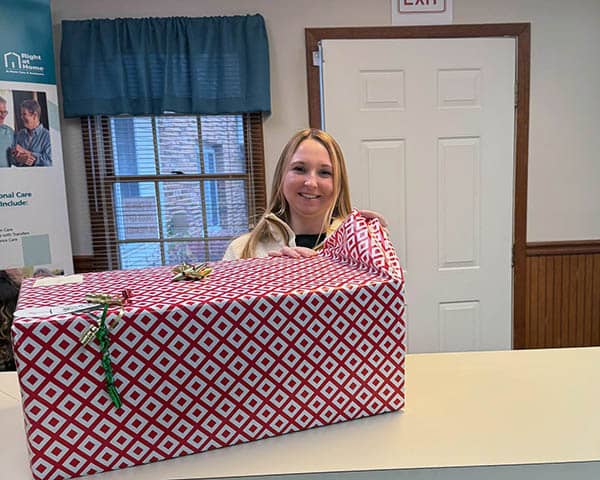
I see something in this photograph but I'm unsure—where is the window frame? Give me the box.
[81,113,266,271]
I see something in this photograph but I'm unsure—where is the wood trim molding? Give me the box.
[512,24,531,350]
[527,240,600,256]
[305,23,531,349]
[73,255,97,273]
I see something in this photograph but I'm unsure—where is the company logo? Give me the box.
[3,51,45,77]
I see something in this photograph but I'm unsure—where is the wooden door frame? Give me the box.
[305,23,530,349]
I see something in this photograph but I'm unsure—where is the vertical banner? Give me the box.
[0,0,73,276]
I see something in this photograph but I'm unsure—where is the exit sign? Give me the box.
[399,0,447,13]
[392,0,453,25]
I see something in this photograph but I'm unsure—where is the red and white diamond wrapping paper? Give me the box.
[322,210,404,282]
[12,213,406,480]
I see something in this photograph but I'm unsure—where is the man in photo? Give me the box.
[10,99,51,167]
[0,96,13,168]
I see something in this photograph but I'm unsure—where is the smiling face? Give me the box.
[20,107,40,131]
[282,138,335,234]
[0,102,7,125]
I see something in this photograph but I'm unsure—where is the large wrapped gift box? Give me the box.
[12,212,406,480]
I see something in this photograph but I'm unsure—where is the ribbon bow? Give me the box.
[79,289,131,409]
[84,292,129,307]
[171,262,212,282]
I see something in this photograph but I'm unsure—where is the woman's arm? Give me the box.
[357,209,388,227]
[268,246,317,258]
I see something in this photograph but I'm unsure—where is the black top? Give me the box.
[295,233,326,249]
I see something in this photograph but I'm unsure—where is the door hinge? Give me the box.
[512,244,515,268]
[514,83,518,107]
[312,49,321,67]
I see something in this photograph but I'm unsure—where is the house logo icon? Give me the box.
[4,52,21,70]
[3,51,44,77]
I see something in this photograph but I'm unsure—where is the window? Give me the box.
[82,113,266,271]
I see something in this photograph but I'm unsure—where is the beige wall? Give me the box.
[51,0,600,254]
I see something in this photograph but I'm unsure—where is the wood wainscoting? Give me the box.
[75,239,600,350]
[524,240,600,349]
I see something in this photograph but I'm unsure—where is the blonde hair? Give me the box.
[241,128,352,258]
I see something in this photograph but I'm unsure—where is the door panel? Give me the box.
[321,38,515,353]
[438,137,480,268]
[361,139,407,265]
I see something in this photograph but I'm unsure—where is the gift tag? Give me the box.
[33,274,84,287]
[14,303,101,318]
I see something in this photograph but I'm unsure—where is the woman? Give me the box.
[223,128,383,260]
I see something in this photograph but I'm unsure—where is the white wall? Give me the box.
[454,0,600,242]
[50,0,600,254]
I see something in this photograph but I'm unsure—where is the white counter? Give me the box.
[2,347,599,480]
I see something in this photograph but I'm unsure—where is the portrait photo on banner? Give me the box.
[0,88,52,169]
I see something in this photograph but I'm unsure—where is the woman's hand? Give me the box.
[358,209,388,227]
[268,246,317,258]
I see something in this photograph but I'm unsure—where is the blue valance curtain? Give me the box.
[60,14,270,117]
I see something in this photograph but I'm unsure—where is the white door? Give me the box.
[321,38,515,353]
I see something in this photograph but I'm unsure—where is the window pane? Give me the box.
[164,240,234,264]
[200,115,246,173]
[159,181,204,239]
[208,240,232,261]
[206,179,249,237]
[164,241,207,265]
[111,117,157,176]
[156,117,201,174]
[114,182,159,240]
[119,243,162,269]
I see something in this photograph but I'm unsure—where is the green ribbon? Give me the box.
[79,291,129,410]
[96,304,122,409]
